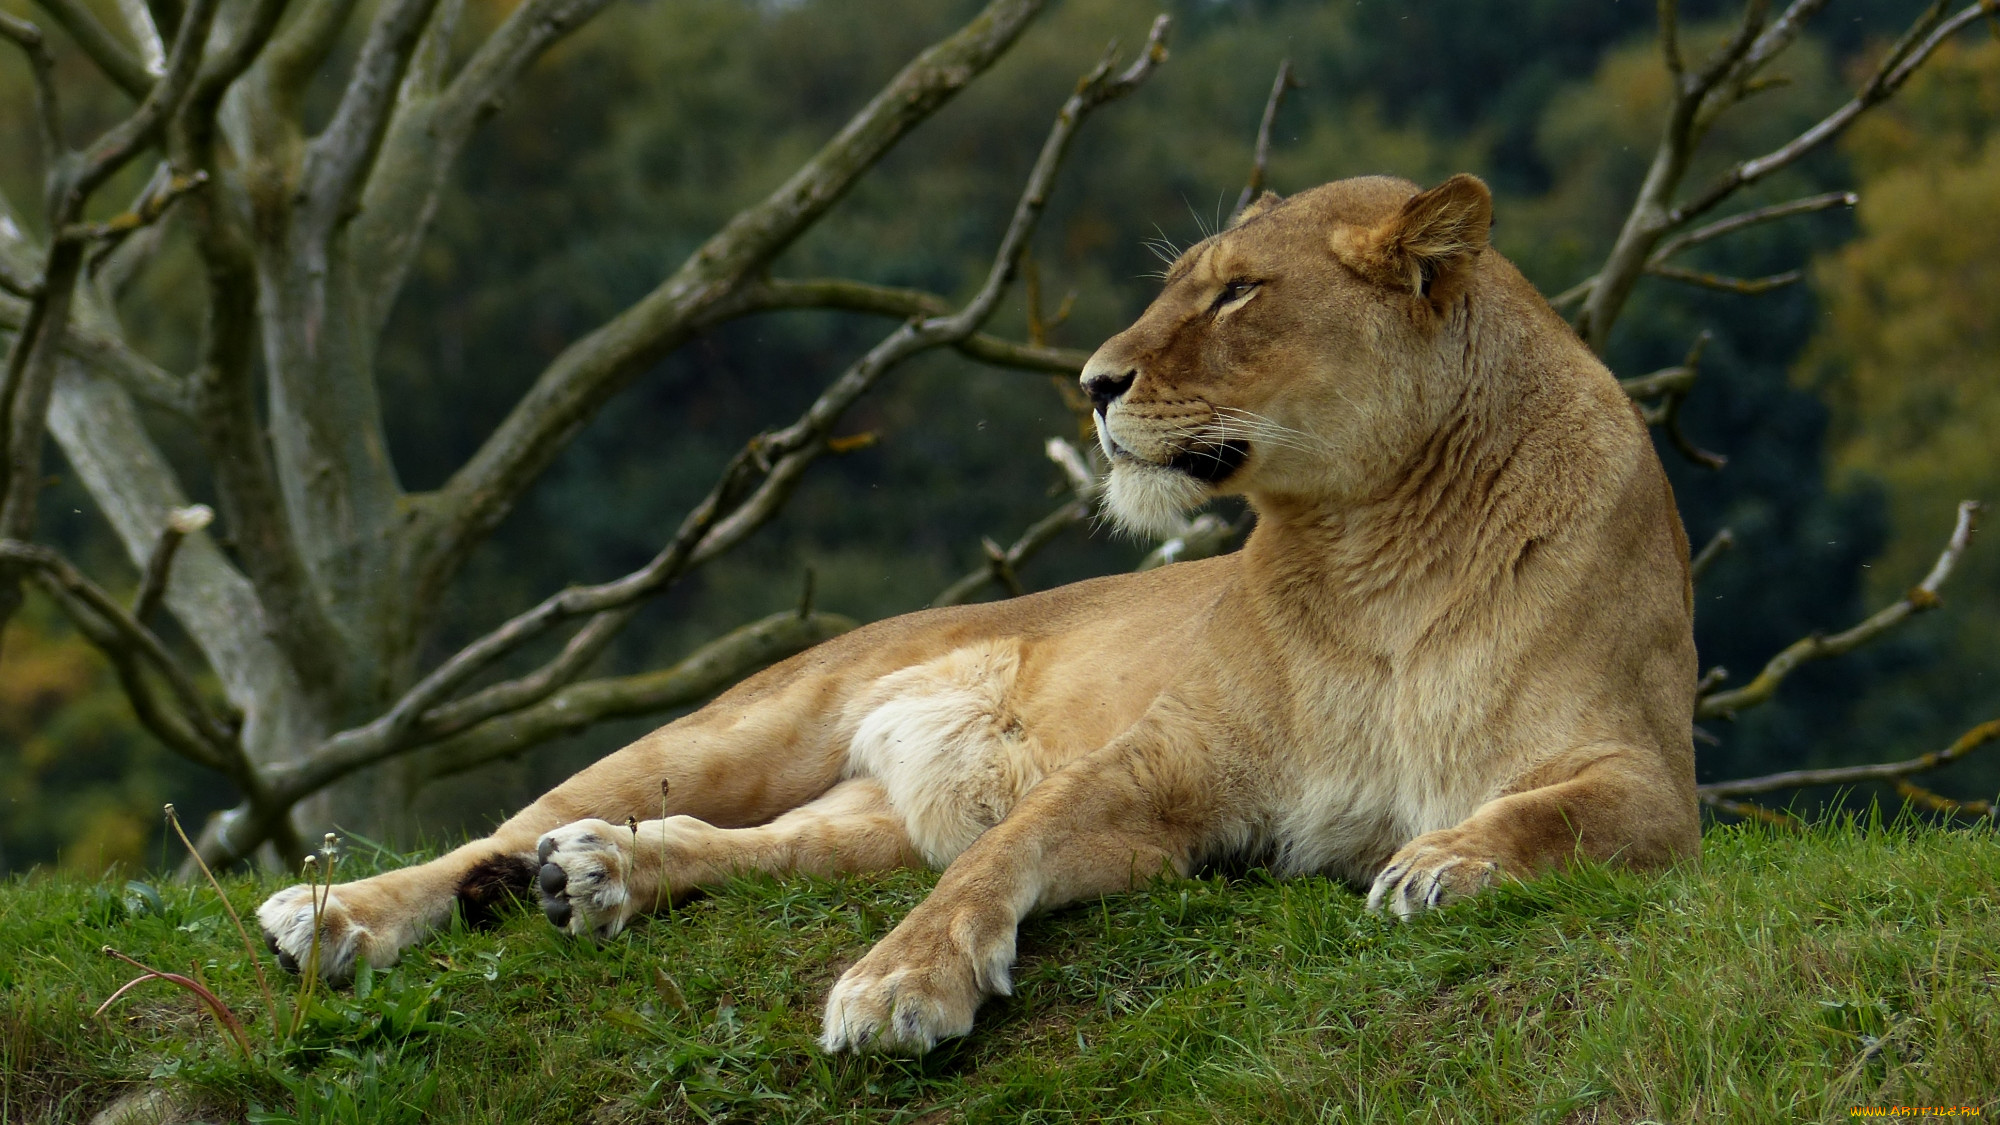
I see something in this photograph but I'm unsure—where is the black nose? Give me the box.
[1083,370,1136,413]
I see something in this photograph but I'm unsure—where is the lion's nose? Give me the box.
[1082,369,1136,414]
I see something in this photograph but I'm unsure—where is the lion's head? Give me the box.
[1082,174,1501,536]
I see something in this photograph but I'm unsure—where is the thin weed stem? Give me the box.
[164,803,279,1038]
[656,779,671,916]
[293,850,327,1037]
[97,946,254,1060]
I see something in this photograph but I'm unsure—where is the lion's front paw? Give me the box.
[535,820,636,939]
[256,884,372,983]
[1366,837,1502,918]
[820,906,1015,1054]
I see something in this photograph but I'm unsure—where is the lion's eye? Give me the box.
[1210,280,1259,314]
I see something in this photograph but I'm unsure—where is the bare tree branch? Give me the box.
[1618,363,1697,401]
[132,503,212,624]
[1658,0,1685,81]
[296,0,442,240]
[1555,187,1849,311]
[0,13,63,163]
[1648,190,1856,263]
[1892,777,1992,818]
[1575,0,1770,350]
[1574,0,1990,351]
[181,0,289,126]
[261,0,362,114]
[1698,501,1981,720]
[123,0,169,73]
[1647,263,1802,295]
[1136,512,1245,572]
[348,0,616,332]
[1699,717,2000,798]
[0,538,241,760]
[66,0,220,203]
[1230,58,1296,222]
[60,168,206,242]
[137,0,350,698]
[725,278,1093,373]
[259,13,1173,817]
[1669,1,1990,228]
[683,19,1170,573]
[410,610,857,786]
[412,0,1056,595]
[1690,527,1735,582]
[0,292,189,413]
[0,257,37,301]
[1704,794,1801,826]
[933,438,1098,607]
[39,570,231,775]
[1692,0,1832,134]
[1629,332,1727,469]
[45,360,329,796]
[27,0,153,98]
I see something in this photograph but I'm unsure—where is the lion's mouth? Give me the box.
[1098,415,1250,484]
[1166,439,1249,483]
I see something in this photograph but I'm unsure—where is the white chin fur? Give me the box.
[1104,462,1208,538]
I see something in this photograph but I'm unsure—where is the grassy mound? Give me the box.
[2,819,1995,1123]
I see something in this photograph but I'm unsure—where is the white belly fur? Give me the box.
[843,640,1048,867]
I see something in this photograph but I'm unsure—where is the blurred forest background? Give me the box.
[1,0,1994,875]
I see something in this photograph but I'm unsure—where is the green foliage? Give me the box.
[3,821,1996,1121]
[1800,37,2000,796]
[0,594,224,877]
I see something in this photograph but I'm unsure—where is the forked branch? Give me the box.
[1626,332,1726,469]
[1573,0,1989,350]
[420,0,1056,583]
[0,538,242,772]
[1670,1,1994,228]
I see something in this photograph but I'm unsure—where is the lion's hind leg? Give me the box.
[534,778,921,938]
[256,844,522,983]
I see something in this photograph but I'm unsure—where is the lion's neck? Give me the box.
[1237,366,1598,643]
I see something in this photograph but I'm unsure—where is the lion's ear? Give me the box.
[1231,190,1282,228]
[1360,174,1492,300]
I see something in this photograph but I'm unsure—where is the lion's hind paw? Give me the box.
[535,820,635,939]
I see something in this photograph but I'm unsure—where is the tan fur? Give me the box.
[258,174,1698,1054]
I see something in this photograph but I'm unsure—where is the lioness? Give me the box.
[260,173,1698,1053]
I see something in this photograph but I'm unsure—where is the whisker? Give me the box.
[1183,197,1212,241]
[1161,418,1314,457]
[1215,407,1322,452]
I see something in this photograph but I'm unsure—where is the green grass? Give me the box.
[2,819,1996,1124]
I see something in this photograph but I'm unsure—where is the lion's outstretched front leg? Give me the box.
[821,741,1214,1054]
[257,839,541,982]
[533,779,920,938]
[1366,745,1698,917]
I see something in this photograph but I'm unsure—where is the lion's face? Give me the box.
[1082,175,1495,535]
